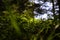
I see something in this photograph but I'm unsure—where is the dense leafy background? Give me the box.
[0,0,60,40]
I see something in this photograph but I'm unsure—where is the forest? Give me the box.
[0,0,60,40]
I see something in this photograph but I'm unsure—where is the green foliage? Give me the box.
[0,0,60,40]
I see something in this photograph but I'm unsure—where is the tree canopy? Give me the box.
[0,0,60,40]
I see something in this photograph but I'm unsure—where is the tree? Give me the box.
[0,0,60,40]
